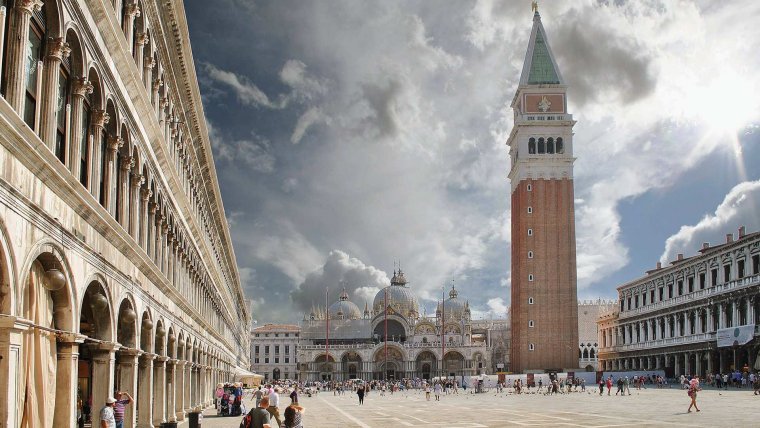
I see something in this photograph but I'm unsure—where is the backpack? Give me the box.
[239,412,252,428]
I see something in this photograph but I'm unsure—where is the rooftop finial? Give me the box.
[532,1,538,13]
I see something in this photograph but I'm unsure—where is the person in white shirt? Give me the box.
[267,387,282,428]
[99,397,117,428]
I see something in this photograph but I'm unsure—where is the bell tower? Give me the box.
[508,5,579,373]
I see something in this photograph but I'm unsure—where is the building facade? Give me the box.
[508,7,579,372]
[578,300,616,371]
[297,270,502,382]
[598,227,760,378]
[251,324,300,382]
[0,1,250,427]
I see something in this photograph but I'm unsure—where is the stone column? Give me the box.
[91,344,118,428]
[175,361,186,421]
[134,32,148,72]
[142,55,155,90]
[674,354,681,376]
[39,37,71,149]
[166,359,177,422]
[152,356,168,426]
[129,172,143,239]
[122,2,140,55]
[118,155,134,227]
[118,350,140,428]
[151,78,162,112]
[4,0,42,112]
[166,234,175,285]
[184,363,192,413]
[154,214,163,266]
[706,351,713,375]
[161,222,169,275]
[199,364,207,406]
[147,203,157,259]
[51,333,83,428]
[733,300,740,327]
[0,317,27,428]
[695,351,702,378]
[137,353,154,428]
[68,78,93,179]
[89,110,110,198]
[717,302,724,329]
[139,187,151,249]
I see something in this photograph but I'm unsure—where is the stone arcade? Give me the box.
[0,1,249,427]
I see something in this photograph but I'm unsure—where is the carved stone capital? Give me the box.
[46,37,71,61]
[152,79,163,91]
[130,172,144,187]
[140,187,153,201]
[124,3,140,18]
[91,110,110,128]
[120,156,135,172]
[135,32,149,46]
[18,0,43,14]
[144,56,156,70]
[72,77,94,98]
[107,135,123,152]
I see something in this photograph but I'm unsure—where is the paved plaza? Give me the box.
[191,386,755,427]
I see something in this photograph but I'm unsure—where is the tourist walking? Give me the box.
[598,378,604,396]
[434,382,442,401]
[606,376,613,395]
[687,378,701,413]
[267,387,283,428]
[357,384,365,405]
[255,386,264,408]
[425,383,431,401]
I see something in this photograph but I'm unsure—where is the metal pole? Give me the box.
[442,285,445,380]
[384,286,388,381]
[326,287,329,380]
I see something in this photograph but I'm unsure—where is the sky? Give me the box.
[184,0,760,324]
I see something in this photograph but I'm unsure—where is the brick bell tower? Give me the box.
[508,4,579,373]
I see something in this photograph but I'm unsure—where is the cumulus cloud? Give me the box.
[290,250,389,314]
[188,0,760,321]
[661,180,760,262]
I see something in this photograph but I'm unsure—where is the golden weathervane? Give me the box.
[532,1,539,13]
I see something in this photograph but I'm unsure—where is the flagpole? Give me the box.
[384,286,388,381]
[326,286,329,380]
[441,283,445,380]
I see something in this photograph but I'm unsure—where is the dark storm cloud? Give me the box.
[552,8,657,106]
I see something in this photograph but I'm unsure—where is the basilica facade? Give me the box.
[297,270,509,382]
[0,1,249,427]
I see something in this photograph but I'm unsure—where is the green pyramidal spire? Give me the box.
[519,11,564,86]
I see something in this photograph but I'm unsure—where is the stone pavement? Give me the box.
[179,386,758,427]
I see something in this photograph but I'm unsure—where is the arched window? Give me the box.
[537,137,545,154]
[24,4,46,128]
[528,297,534,304]
[55,51,71,164]
[547,137,554,154]
[528,320,534,328]
[590,348,595,359]
[556,137,564,154]
[528,137,536,154]
[528,343,534,351]
[582,348,589,359]
[79,92,91,187]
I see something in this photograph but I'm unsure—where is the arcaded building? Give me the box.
[0,1,250,427]
[598,227,760,378]
[297,270,502,382]
[507,7,579,372]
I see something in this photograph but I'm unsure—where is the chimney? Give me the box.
[702,242,710,250]
[739,226,746,238]
[656,262,662,269]
[726,233,734,244]
[677,253,683,261]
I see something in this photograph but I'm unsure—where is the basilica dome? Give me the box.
[373,270,420,318]
[437,285,469,320]
[328,289,362,320]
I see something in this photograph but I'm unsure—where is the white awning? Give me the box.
[233,366,263,380]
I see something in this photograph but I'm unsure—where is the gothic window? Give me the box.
[528,343,534,351]
[528,251,533,259]
[80,95,91,187]
[528,137,536,154]
[590,348,595,359]
[55,57,71,165]
[547,137,554,154]
[24,6,46,129]
[528,320,534,327]
[582,348,588,359]
[537,137,545,154]
[556,137,564,154]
